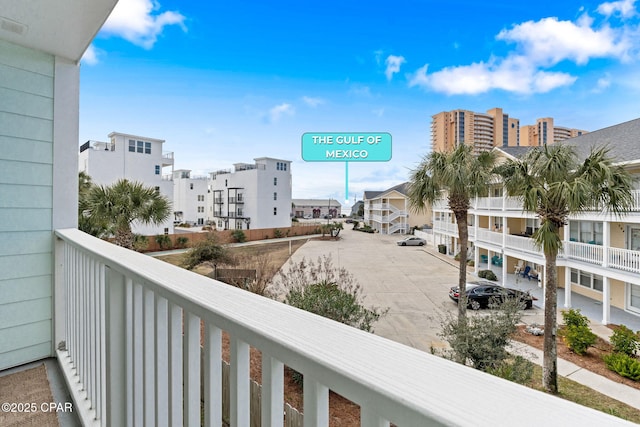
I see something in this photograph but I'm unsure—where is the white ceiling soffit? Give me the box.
[0,0,119,62]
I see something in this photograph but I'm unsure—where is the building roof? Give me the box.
[363,182,409,200]
[292,199,342,208]
[2,0,118,62]
[496,117,640,164]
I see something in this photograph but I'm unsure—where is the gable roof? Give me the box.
[363,182,410,200]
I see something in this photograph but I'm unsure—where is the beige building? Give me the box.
[520,117,588,146]
[431,117,640,323]
[432,108,587,152]
[363,183,432,234]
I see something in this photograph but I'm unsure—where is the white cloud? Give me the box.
[348,84,372,97]
[268,103,295,122]
[302,96,325,107]
[385,55,406,81]
[81,45,99,65]
[408,57,577,95]
[101,0,186,49]
[497,16,630,66]
[597,0,637,18]
[408,8,635,96]
[594,74,612,92]
[372,108,384,117]
[374,50,384,65]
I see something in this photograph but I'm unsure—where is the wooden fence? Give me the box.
[209,359,304,426]
[143,224,320,252]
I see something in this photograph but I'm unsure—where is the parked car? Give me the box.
[303,215,312,219]
[448,281,535,310]
[396,236,426,246]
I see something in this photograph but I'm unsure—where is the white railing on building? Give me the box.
[609,247,640,274]
[565,241,604,265]
[475,228,503,246]
[52,228,620,427]
[505,234,539,255]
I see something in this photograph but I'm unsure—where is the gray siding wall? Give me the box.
[0,40,55,369]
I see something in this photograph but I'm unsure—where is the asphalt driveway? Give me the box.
[280,227,470,352]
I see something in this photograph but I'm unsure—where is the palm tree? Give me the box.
[85,179,172,249]
[78,172,109,237]
[495,144,633,394]
[408,144,497,323]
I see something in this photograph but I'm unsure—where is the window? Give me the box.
[190,183,194,190]
[154,186,160,194]
[225,179,228,187]
[129,139,135,152]
[569,221,603,244]
[145,142,151,154]
[217,220,223,228]
[236,221,243,230]
[274,177,277,186]
[164,228,169,235]
[137,140,144,153]
[571,268,604,291]
[155,165,160,175]
[197,206,204,213]
[197,195,204,202]
[273,192,277,201]
[274,207,277,215]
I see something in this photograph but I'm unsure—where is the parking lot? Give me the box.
[282,227,474,351]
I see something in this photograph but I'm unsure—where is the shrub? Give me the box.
[467,260,475,267]
[274,255,388,333]
[291,217,299,222]
[182,234,234,270]
[562,308,590,328]
[273,228,283,238]
[560,309,596,355]
[561,325,597,355]
[478,269,497,281]
[603,352,640,381]
[176,236,189,248]
[132,234,148,252]
[486,355,534,385]
[610,325,640,356]
[155,234,171,249]
[439,298,523,370]
[231,229,246,243]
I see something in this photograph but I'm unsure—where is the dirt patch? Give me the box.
[512,325,640,390]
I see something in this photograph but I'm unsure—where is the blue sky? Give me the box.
[80,0,640,204]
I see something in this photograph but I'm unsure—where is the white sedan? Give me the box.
[396,236,426,246]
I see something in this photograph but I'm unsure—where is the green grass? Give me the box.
[526,365,640,423]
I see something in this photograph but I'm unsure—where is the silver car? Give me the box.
[396,236,426,246]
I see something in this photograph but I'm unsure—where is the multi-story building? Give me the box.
[431,107,519,153]
[432,118,640,323]
[79,132,175,235]
[291,199,342,219]
[172,169,209,225]
[520,117,588,146]
[363,183,432,234]
[432,108,587,152]
[209,157,292,230]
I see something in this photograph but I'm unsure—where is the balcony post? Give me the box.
[105,267,126,427]
[603,221,610,268]
[303,376,329,427]
[261,353,284,427]
[53,236,67,355]
[602,277,611,325]
[564,268,572,308]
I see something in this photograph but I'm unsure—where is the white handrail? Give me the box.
[54,228,628,427]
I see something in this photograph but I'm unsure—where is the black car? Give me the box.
[448,281,535,310]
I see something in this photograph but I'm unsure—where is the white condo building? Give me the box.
[208,157,292,230]
[79,132,175,235]
[172,169,209,225]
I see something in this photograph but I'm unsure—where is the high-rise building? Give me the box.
[431,108,587,152]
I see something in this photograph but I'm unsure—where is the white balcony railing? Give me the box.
[565,241,604,265]
[53,228,622,426]
[609,247,640,274]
